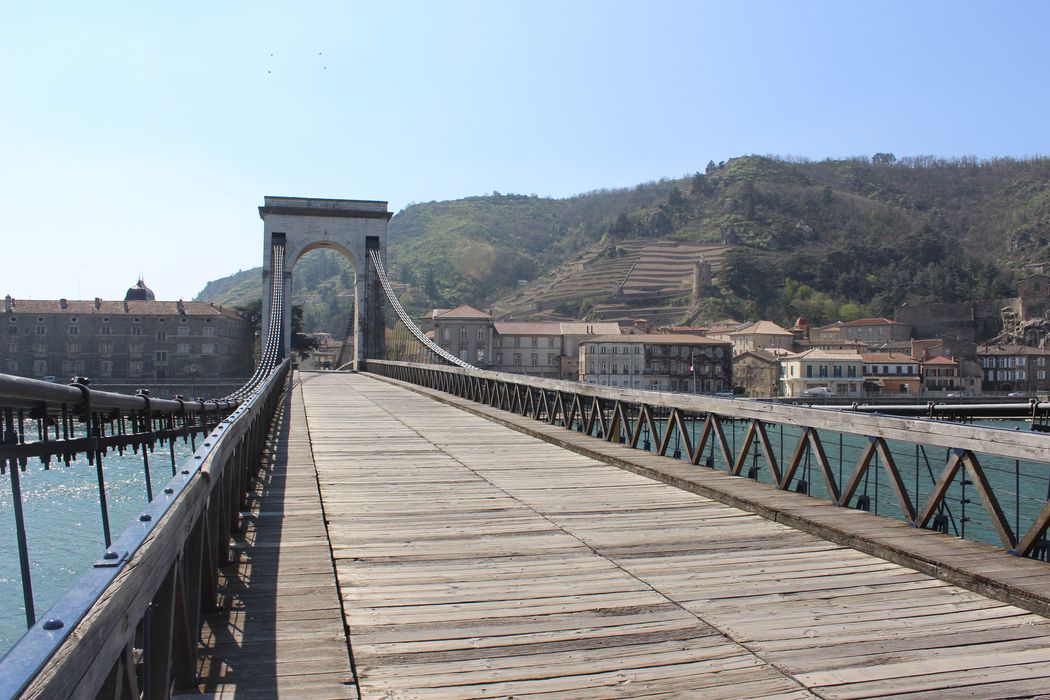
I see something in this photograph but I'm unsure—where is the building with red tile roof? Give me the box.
[860,352,921,396]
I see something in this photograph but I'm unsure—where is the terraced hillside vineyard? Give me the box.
[197,154,1049,334]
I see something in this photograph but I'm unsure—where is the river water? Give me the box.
[0,437,195,656]
[626,416,1050,548]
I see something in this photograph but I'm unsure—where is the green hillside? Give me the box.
[196,154,1050,333]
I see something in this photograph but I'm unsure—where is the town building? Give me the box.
[911,338,978,362]
[1016,274,1050,321]
[921,356,961,394]
[870,340,914,354]
[779,349,863,398]
[977,344,1050,394]
[579,335,732,393]
[726,320,794,356]
[790,317,809,344]
[418,308,450,334]
[492,322,562,377]
[656,325,710,336]
[556,322,623,379]
[860,352,921,396]
[429,306,620,379]
[733,349,785,397]
[702,319,746,342]
[431,305,493,365]
[2,283,253,389]
[795,338,869,354]
[300,332,343,370]
[814,318,911,347]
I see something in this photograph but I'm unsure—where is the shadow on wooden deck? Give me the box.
[186,380,357,699]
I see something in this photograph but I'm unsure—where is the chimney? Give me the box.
[60,298,68,309]
[4,295,12,313]
[177,299,186,315]
[94,297,102,310]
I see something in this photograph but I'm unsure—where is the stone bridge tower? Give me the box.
[259,197,389,369]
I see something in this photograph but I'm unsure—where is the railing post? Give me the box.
[144,559,178,699]
[4,406,36,629]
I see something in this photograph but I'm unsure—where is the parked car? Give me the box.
[802,387,831,396]
[39,375,57,383]
[1007,391,1028,398]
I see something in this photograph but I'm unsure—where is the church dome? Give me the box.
[124,277,156,301]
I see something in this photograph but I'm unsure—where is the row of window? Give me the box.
[9,315,213,324]
[587,363,642,374]
[10,326,218,338]
[584,378,727,392]
[495,336,557,349]
[596,345,642,355]
[783,365,860,378]
[492,353,559,367]
[7,358,208,377]
[440,327,487,341]
[980,356,1048,368]
[984,370,1048,381]
[863,365,918,375]
[438,326,564,350]
[12,342,217,356]
[591,345,726,359]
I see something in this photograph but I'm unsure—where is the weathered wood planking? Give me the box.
[389,368,1050,618]
[186,377,357,699]
[304,373,809,698]
[303,372,1050,699]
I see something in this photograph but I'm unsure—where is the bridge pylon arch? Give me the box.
[259,196,389,369]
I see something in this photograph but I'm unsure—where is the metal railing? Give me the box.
[0,376,236,630]
[0,361,288,698]
[367,360,1050,561]
[0,239,291,697]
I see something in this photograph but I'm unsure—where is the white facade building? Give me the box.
[780,349,864,398]
[579,335,732,393]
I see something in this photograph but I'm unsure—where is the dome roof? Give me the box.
[124,277,156,302]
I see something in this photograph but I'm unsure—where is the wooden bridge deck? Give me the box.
[192,376,357,698]
[196,372,1050,698]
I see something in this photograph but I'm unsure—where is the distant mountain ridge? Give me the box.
[196,154,1050,333]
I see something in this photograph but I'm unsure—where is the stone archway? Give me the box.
[259,197,390,368]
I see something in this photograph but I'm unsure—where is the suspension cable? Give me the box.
[368,249,475,369]
[227,240,286,400]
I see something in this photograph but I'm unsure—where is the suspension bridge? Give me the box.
[3,197,1050,698]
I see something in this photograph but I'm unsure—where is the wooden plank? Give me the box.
[345,370,1050,698]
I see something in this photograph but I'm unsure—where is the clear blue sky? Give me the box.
[2,1,1047,301]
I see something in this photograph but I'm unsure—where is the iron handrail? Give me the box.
[0,373,235,414]
[0,359,289,698]
[366,360,1050,461]
[0,234,292,696]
